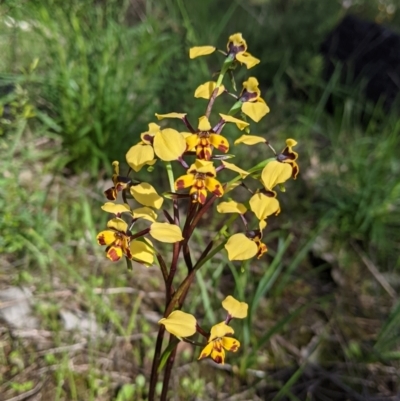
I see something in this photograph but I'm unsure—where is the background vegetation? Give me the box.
[1,0,399,399]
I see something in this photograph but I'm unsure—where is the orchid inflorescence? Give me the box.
[96,33,299,399]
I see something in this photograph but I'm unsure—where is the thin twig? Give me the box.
[351,242,396,298]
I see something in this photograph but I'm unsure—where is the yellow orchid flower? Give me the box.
[96,218,131,262]
[159,310,197,338]
[227,33,260,69]
[239,77,270,122]
[189,33,259,69]
[185,116,230,160]
[175,159,223,204]
[198,322,240,364]
[97,218,155,264]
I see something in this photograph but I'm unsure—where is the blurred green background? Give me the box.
[1,0,400,400]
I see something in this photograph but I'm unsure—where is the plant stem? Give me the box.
[160,337,178,401]
[148,324,166,401]
[205,58,232,119]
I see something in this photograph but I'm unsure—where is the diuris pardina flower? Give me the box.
[239,77,270,122]
[104,161,132,201]
[97,218,154,264]
[186,116,229,160]
[189,33,259,69]
[226,33,260,69]
[198,322,240,364]
[175,159,223,204]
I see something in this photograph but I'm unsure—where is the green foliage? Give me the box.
[3,0,182,173]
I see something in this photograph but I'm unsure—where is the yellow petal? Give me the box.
[159,310,197,337]
[286,138,297,147]
[146,122,161,133]
[242,77,261,95]
[217,201,247,214]
[222,161,249,178]
[150,222,184,243]
[107,218,128,233]
[222,295,248,319]
[261,161,292,190]
[192,159,216,175]
[241,101,270,122]
[219,113,249,131]
[175,173,195,190]
[140,122,161,144]
[101,202,131,215]
[205,177,224,197]
[234,134,267,145]
[227,33,247,51]
[198,115,212,131]
[180,131,194,139]
[155,112,187,120]
[131,206,157,222]
[106,245,123,262]
[209,134,229,153]
[225,233,258,261]
[126,143,155,172]
[153,129,186,161]
[198,341,214,360]
[249,193,280,221]
[185,134,199,151]
[221,336,240,352]
[189,46,216,59]
[130,183,164,209]
[130,239,154,265]
[209,322,234,341]
[210,343,226,364]
[194,81,225,99]
[112,160,120,175]
[97,230,116,246]
[236,52,260,69]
